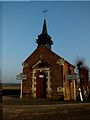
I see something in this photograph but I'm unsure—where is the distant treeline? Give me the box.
[3,89,20,96]
[2,83,20,86]
[1,83,20,96]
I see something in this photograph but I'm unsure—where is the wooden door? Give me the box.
[36,72,47,98]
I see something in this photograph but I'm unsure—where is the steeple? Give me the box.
[36,18,53,50]
[42,18,48,34]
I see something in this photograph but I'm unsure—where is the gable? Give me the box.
[23,45,74,68]
[32,60,50,69]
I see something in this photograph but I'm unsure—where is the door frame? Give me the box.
[31,68,51,99]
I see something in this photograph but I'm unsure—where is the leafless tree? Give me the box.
[75,57,89,100]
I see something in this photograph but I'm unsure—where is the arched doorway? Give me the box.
[36,72,47,98]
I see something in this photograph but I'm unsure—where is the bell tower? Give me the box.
[36,9,53,50]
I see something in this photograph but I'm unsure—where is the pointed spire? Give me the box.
[42,18,48,34]
[36,11,53,50]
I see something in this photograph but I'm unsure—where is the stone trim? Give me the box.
[31,68,51,99]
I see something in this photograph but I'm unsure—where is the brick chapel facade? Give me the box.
[22,18,76,101]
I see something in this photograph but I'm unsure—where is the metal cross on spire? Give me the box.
[42,8,48,18]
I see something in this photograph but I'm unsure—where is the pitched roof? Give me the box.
[24,45,75,68]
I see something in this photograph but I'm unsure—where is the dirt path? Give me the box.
[3,103,90,120]
[2,96,90,120]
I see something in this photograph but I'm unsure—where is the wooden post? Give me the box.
[20,80,22,99]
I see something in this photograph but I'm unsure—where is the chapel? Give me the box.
[22,18,76,101]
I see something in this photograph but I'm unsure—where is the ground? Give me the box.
[2,96,90,120]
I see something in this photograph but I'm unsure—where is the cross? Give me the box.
[42,8,48,18]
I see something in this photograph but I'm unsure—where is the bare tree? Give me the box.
[76,57,89,100]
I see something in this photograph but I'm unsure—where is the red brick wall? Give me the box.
[22,45,74,100]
